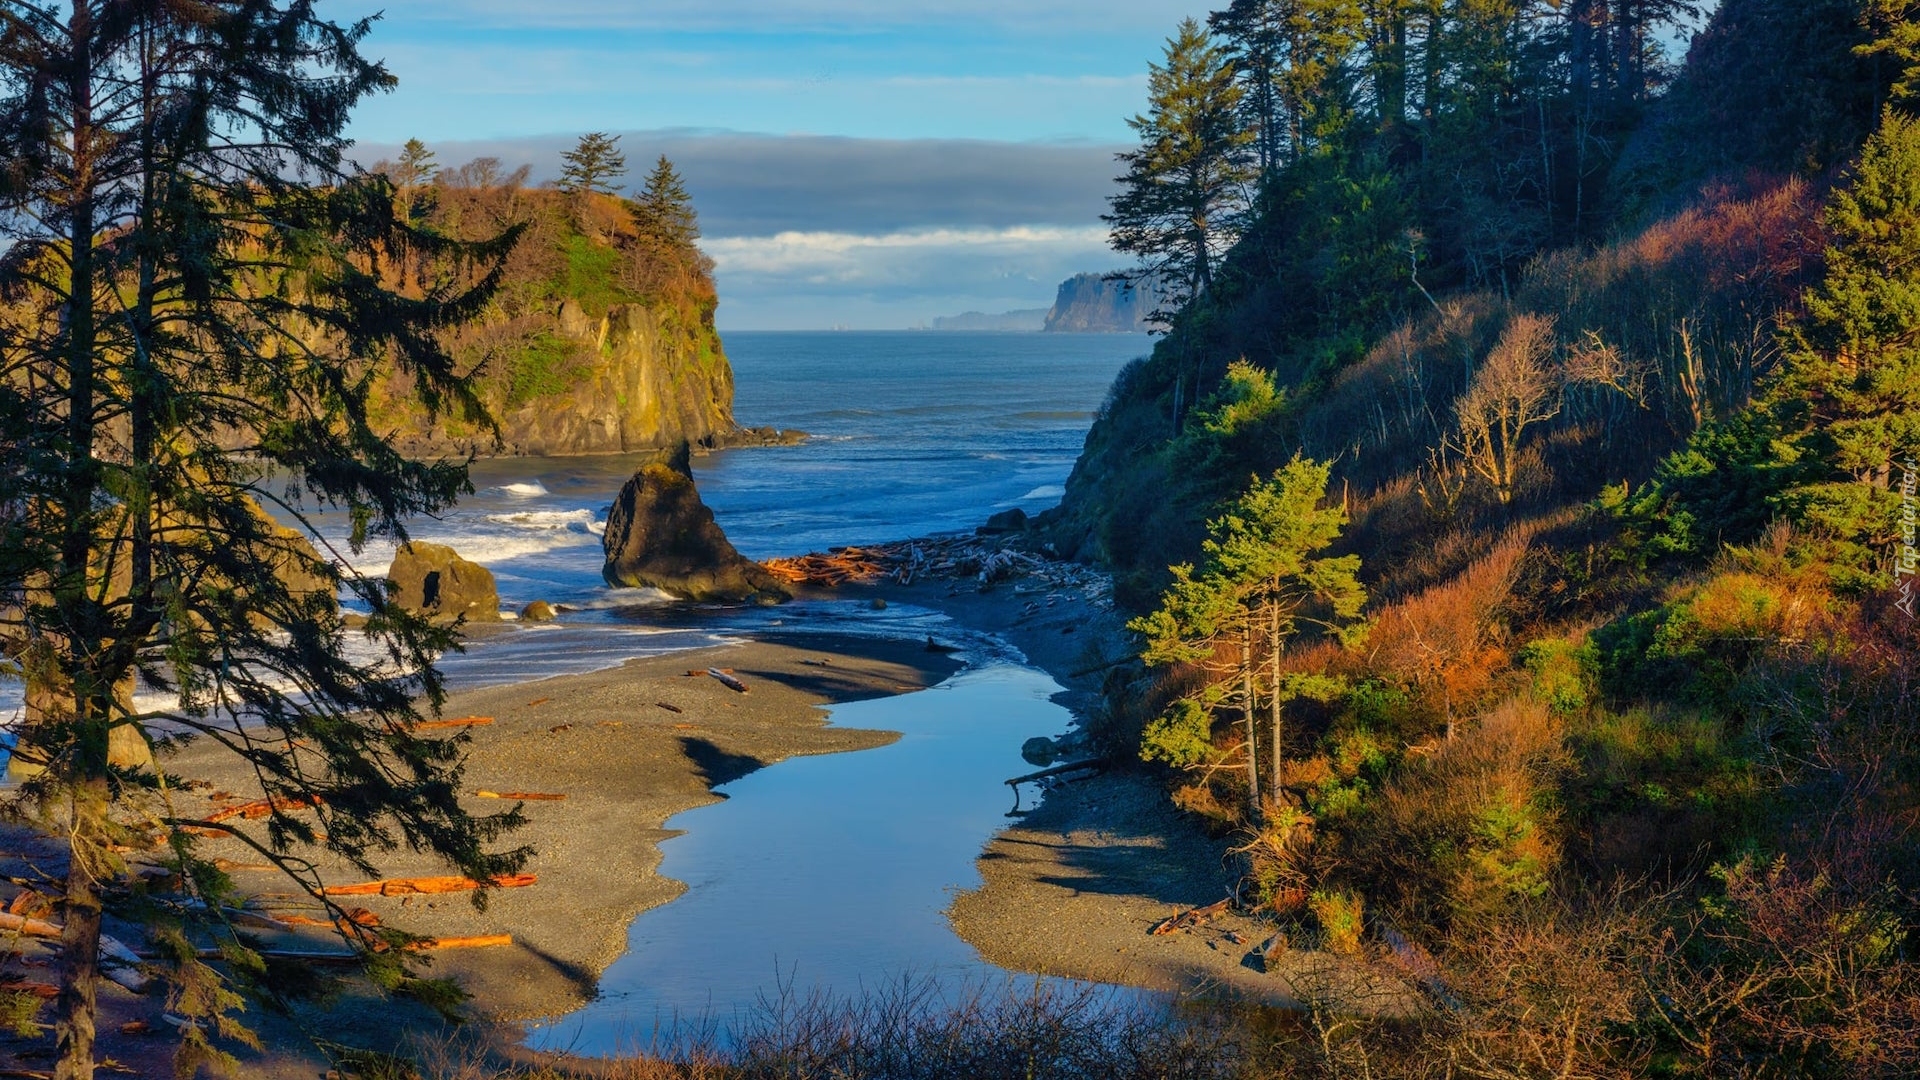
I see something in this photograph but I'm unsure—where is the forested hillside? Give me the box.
[362,146,748,456]
[1052,0,1920,1072]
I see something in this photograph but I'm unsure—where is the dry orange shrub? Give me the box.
[1361,529,1537,736]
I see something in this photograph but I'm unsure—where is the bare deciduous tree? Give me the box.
[1451,314,1563,505]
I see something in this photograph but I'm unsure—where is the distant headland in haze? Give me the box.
[917,271,1164,333]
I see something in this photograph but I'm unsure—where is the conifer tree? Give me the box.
[394,137,439,187]
[0,4,526,1076]
[1766,108,1920,565]
[1133,458,1364,807]
[1105,18,1255,308]
[558,131,629,196]
[632,154,701,248]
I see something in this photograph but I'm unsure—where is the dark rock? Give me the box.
[979,507,1029,534]
[387,542,501,624]
[1021,736,1059,767]
[869,597,888,610]
[601,445,790,603]
[520,600,557,623]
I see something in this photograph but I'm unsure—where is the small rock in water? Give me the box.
[520,600,556,623]
[1021,736,1059,767]
[870,597,888,610]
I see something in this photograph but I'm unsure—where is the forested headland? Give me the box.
[358,140,753,456]
[1041,0,1920,1072]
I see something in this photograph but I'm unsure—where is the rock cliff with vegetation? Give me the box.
[361,153,750,457]
[1043,0,1920,1072]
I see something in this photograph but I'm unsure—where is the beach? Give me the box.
[0,551,1363,1078]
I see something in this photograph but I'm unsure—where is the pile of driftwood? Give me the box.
[762,535,1114,609]
[762,545,894,586]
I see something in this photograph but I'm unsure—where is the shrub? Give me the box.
[1308,889,1366,955]
[1519,635,1598,715]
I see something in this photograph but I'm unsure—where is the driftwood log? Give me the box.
[319,873,537,897]
[1003,758,1105,812]
[1148,898,1233,936]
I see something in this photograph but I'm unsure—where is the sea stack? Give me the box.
[601,443,790,603]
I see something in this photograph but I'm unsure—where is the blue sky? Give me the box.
[338,2,1215,328]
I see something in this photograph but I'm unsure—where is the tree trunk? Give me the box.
[56,7,109,1077]
[53,777,108,1080]
[1241,629,1259,817]
[1269,600,1284,804]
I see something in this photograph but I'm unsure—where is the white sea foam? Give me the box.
[496,481,550,496]
[1018,484,1066,501]
[486,508,606,535]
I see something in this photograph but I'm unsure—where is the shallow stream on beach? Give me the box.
[526,651,1093,1055]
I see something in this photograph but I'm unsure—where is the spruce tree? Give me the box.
[558,131,629,196]
[1766,109,1920,569]
[632,154,701,248]
[1105,18,1255,308]
[1132,458,1364,809]
[394,137,440,187]
[0,4,527,1076]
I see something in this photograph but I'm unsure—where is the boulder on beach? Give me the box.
[601,444,790,603]
[979,507,1029,535]
[387,542,502,624]
[520,600,557,623]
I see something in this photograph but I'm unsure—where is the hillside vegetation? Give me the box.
[1042,0,1920,1073]
[362,155,744,456]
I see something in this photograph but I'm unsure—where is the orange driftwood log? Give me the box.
[1148,898,1233,936]
[475,790,567,801]
[411,934,512,951]
[0,911,62,938]
[0,979,59,1000]
[319,873,537,897]
[205,794,325,825]
[412,716,494,730]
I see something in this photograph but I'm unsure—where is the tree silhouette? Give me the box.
[0,4,527,1075]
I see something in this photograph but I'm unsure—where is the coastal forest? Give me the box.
[4,0,1920,1078]
[1049,0,1920,1074]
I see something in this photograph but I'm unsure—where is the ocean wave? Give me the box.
[1018,484,1066,501]
[494,481,550,496]
[486,508,606,536]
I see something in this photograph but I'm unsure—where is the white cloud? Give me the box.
[706,226,1109,277]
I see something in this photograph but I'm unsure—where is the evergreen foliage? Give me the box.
[1766,109,1920,563]
[632,154,701,248]
[558,131,629,196]
[1106,18,1255,307]
[1132,458,1364,807]
[0,5,527,1075]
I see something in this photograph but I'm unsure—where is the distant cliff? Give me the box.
[366,182,768,457]
[928,308,1050,332]
[1043,273,1164,333]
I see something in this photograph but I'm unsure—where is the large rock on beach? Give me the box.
[980,507,1029,534]
[601,445,790,603]
[387,542,501,624]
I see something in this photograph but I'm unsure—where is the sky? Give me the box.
[340,1,1216,329]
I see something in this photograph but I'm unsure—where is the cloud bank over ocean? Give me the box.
[356,132,1128,330]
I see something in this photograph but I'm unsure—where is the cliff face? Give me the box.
[1043,272,1164,333]
[384,299,738,458]
[365,183,759,458]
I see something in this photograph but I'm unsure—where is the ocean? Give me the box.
[1,330,1147,754]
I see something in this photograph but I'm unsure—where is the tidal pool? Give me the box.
[525,657,1087,1056]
